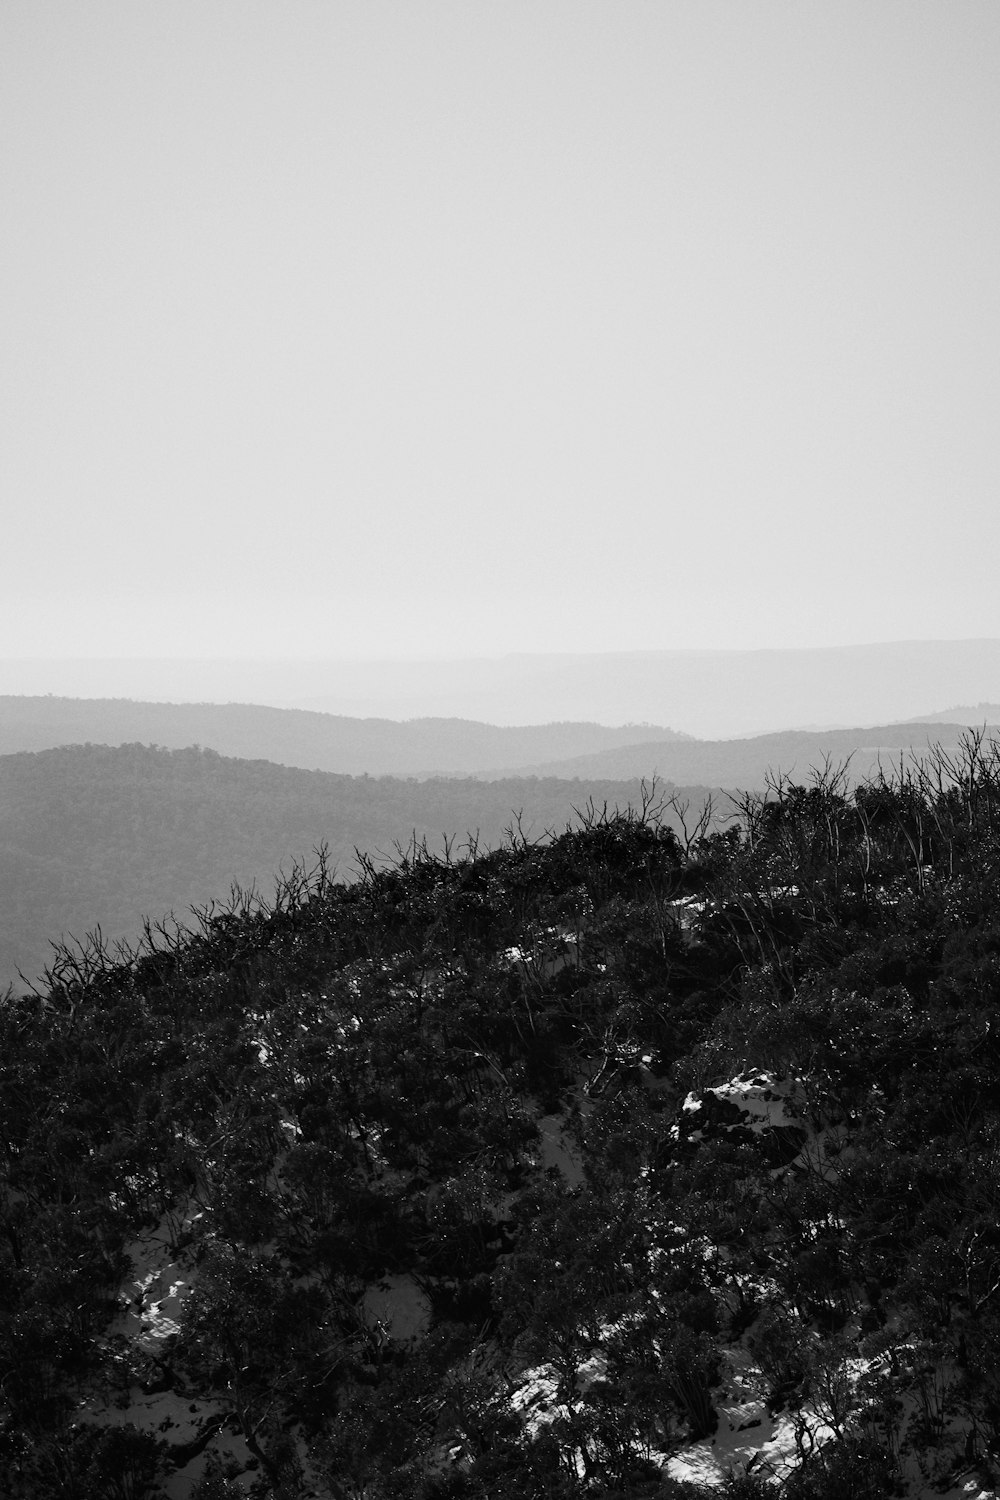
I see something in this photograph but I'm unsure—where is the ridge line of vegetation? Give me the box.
[4,734,1000,1496]
[0,741,718,990]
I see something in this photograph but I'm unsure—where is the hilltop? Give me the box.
[0,742,714,991]
[3,733,1000,1496]
[904,703,1000,725]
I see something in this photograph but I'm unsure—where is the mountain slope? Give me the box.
[0,696,686,776]
[505,719,982,784]
[0,742,712,990]
[3,740,1000,1496]
[1,695,986,792]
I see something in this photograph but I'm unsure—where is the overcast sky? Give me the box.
[3,2,999,661]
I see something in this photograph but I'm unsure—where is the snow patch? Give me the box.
[510,1349,609,1439]
[112,1210,203,1352]
[672,1072,806,1148]
[664,1345,823,1489]
[504,926,582,982]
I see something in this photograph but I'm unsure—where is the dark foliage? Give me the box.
[3,735,1000,1495]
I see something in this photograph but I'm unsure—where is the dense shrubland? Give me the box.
[3,738,1000,1496]
[0,741,714,990]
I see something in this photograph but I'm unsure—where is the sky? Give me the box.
[3,2,1000,662]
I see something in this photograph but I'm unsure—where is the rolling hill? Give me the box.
[3,747,1000,1495]
[501,720,986,784]
[0,696,992,789]
[0,696,686,776]
[0,741,712,990]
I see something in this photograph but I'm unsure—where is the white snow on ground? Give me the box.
[936,1481,1000,1500]
[71,1066,996,1499]
[510,1347,612,1476]
[510,1364,562,1434]
[506,1330,999,1499]
[712,1073,801,1129]
[77,1204,264,1497]
[661,1310,1000,1497]
[686,1072,802,1134]
[504,926,582,982]
[663,1345,827,1488]
[363,1272,432,1342]
[113,1211,203,1351]
[517,1350,607,1425]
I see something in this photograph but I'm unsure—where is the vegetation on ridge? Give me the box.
[0,697,688,776]
[2,737,1000,1495]
[0,741,714,989]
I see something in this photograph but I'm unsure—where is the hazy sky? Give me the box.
[4,2,999,660]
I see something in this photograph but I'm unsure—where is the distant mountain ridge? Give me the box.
[903,702,1000,724]
[1,697,991,790]
[5,638,1000,736]
[502,719,990,785]
[0,697,687,777]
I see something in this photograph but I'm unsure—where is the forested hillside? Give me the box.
[505,721,981,785]
[3,735,1000,1496]
[0,743,714,989]
[0,698,686,776]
